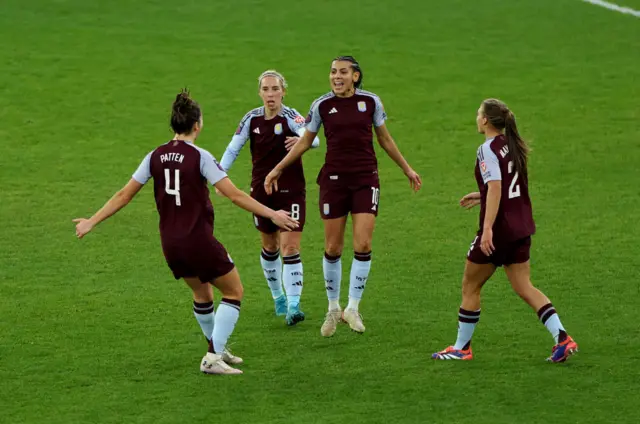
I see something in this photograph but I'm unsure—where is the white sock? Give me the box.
[347,251,372,311]
[454,308,481,350]
[193,301,215,340]
[260,249,283,299]
[283,253,303,307]
[323,252,342,310]
[538,303,566,343]
[211,299,241,354]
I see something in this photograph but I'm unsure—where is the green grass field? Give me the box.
[1,0,639,423]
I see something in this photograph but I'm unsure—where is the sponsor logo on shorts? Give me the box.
[323,203,330,215]
[274,123,283,135]
[358,101,367,112]
[254,216,259,227]
[329,175,338,180]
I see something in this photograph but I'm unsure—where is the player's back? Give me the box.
[149,140,215,243]
[476,134,536,242]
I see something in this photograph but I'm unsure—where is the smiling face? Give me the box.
[259,75,285,112]
[330,60,360,96]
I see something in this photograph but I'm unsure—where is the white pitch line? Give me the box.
[582,0,640,17]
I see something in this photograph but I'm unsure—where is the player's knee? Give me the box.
[353,238,372,253]
[281,243,300,257]
[512,282,534,301]
[193,290,213,304]
[461,280,482,298]
[325,242,343,257]
[262,238,279,253]
[221,282,244,301]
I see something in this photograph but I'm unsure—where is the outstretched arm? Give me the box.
[215,177,298,231]
[374,124,422,191]
[264,129,317,194]
[73,179,144,238]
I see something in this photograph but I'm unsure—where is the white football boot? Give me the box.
[200,353,243,375]
[320,308,343,337]
[342,308,365,333]
[222,348,243,365]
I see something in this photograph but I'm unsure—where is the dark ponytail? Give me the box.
[481,98,530,177]
[333,55,363,88]
[170,88,201,134]
[504,110,529,177]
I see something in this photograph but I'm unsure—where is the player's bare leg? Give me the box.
[281,231,305,326]
[504,261,578,362]
[196,269,245,375]
[433,261,495,360]
[343,213,376,333]
[260,232,287,316]
[321,216,347,337]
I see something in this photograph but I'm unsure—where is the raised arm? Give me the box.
[374,124,422,192]
[215,177,298,231]
[201,147,298,231]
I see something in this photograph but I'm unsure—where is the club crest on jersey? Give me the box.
[358,101,367,112]
[274,123,283,135]
[480,161,487,173]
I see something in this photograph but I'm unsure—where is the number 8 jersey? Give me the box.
[132,139,227,243]
[475,134,536,243]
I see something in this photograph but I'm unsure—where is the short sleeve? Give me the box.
[373,96,387,127]
[305,101,323,133]
[286,108,307,135]
[477,143,501,183]
[132,151,152,184]
[200,149,228,185]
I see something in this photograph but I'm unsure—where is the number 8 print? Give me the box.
[291,203,300,220]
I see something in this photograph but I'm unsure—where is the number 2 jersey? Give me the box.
[475,134,536,243]
[132,139,227,244]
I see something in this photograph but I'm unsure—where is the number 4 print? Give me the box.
[165,169,181,206]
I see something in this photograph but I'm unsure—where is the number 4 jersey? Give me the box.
[475,134,536,243]
[132,139,227,243]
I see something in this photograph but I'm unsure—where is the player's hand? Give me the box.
[264,168,282,195]
[73,218,95,239]
[405,168,422,192]
[480,228,495,256]
[285,136,300,151]
[460,192,481,209]
[215,187,226,197]
[270,210,299,231]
